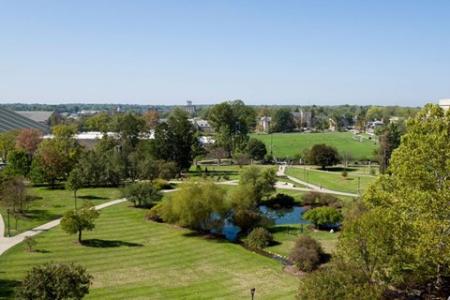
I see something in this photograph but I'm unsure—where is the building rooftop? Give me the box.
[0,108,49,133]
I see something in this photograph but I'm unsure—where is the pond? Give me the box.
[222,205,310,241]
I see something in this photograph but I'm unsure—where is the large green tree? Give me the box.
[208,100,255,156]
[152,108,196,172]
[298,104,450,298]
[378,122,404,173]
[272,108,295,132]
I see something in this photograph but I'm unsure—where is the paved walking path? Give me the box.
[0,198,127,255]
[277,165,359,197]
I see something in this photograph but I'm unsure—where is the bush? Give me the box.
[303,207,343,228]
[18,262,92,300]
[121,182,162,208]
[297,260,383,299]
[264,193,296,208]
[341,170,348,178]
[245,227,273,249]
[369,168,376,176]
[302,192,341,208]
[146,203,163,222]
[289,236,324,272]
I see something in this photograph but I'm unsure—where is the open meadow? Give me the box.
[250,132,378,160]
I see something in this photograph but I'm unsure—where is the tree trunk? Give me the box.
[78,230,82,243]
[74,191,77,210]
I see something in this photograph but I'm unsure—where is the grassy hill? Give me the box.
[250,132,378,160]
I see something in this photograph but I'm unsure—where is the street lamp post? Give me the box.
[358,177,361,195]
[7,208,11,237]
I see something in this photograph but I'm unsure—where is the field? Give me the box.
[0,203,298,299]
[1,187,121,237]
[285,166,376,194]
[250,132,378,160]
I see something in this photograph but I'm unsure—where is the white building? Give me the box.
[439,99,450,111]
[259,116,272,132]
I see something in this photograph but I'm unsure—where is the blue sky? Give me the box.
[1,0,449,106]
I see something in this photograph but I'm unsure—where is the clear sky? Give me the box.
[1,0,449,106]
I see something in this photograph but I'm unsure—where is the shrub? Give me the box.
[303,207,343,228]
[341,170,348,178]
[146,203,163,222]
[297,260,383,299]
[245,227,273,249]
[369,168,376,176]
[18,262,92,300]
[289,236,324,272]
[302,192,341,208]
[121,182,162,208]
[264,193,296,208]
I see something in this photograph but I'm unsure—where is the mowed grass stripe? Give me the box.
[0,203,298,299]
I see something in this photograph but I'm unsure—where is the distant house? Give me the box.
[0,107,49,133]
[328,118,337,132]
[439,99,450,111]
[291,110,312,129]
[259,116,272,132]
[189,118,213,133]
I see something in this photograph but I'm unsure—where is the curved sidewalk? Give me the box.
[0,199,127,256]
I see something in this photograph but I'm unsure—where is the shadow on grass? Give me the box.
[318,167,357,172]
[182,231,229,243]
[0,278,20,299]
[34,249,51,254]
[78,195,109,200]
[81,239,143,248]
[20,210,60,222]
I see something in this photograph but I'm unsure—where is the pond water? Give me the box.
[222,205,310,241]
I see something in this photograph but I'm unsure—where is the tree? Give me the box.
[0,175,29,213]
[121,182,162,207]
[303,207,343,228]
[246,138,267,161]
[84,112,111,132]
[15,128,43,157]
[152,108,196,172]
[272,108,295,132]
[4,150,31,176]
[0,130,18,162]
[208,100,255,156]
[378,122,403,173]
[301,104,450,298]
[239,166,276,204]
[159,181,228,232]
[245,227,273,249]
[289,236,324,272]
[66,168,85,210]
[306,144,340,169]
[18,262,92,300]
[143,109,160,129]
[61,202,99,243]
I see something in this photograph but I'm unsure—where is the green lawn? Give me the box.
[268,224,338,256]
[1,186,121,237]
[286,167,376,194]
[0,203,298,299]
[250,132,378,160]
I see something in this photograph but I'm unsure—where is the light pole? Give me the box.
[7,208,11,237]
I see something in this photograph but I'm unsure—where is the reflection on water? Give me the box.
[222,205,310,241]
